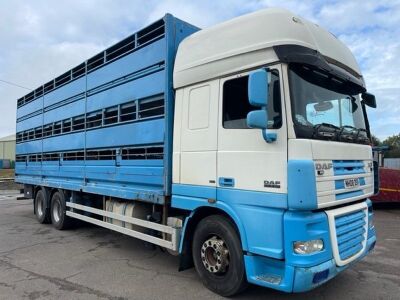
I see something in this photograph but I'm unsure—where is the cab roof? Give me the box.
[173,8,362,88]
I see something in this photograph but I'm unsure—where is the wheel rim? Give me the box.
[201,235,229,274]
[52,199,61,223]
[37,196,44,217]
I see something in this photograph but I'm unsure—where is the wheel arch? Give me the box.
[178,205,248,271]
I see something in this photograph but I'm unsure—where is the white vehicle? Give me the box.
[16,8,377,296]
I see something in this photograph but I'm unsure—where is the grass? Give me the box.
[0,169,14,178]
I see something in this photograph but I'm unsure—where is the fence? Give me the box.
[384,158,400,170]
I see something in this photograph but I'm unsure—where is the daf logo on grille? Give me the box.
[315,163,333,170]
[315,163,332,175]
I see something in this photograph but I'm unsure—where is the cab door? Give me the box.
[217,65,288,195]
[178,80,219,188]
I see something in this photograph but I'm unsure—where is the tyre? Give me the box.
[34,189,51,224]
[192,215,248,296]
[50,190,74,230]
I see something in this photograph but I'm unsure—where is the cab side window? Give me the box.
[222,70,282,129]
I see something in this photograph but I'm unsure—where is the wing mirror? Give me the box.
[246,68,277,143]
[362,92,377,108]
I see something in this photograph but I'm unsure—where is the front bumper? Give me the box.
[245,233,376,293]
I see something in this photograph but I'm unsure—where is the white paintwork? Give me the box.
[289,139,374,208]
[177,80,219,186]
[217,65,288,193]
[172,8,372,210]
[325,202,368,266]
[172,89,184,184]
[289,139,373,160]
[174,65,288,194]
[174,8,362,88]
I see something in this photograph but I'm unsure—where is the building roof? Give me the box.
[0,134,16,142]
[173,8,361,88]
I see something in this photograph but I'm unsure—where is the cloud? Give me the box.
[0,0,399,141]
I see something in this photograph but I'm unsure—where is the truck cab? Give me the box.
[171,8,376,295]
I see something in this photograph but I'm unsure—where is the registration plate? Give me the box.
[344,178,359,189]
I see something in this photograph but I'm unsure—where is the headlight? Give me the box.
[293,239,324,254]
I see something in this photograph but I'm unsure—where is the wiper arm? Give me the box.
[313,123,340,140]
[338,125,370,144]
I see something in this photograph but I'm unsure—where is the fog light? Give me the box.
[293,239,324,254]
[312,269,329,284]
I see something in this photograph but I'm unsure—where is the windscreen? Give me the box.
[289,64,369,144]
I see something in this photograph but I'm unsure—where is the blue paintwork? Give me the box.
[283,210,333,267]
[86,40,166,90]
[16,114,43,132]
[86,70,165,112]
[287,160,317,210]
[44,99,85,124]
[245,217,376,292]
[262,129,278,143]
[14,12,378,294]
[247,110,268,129]
[174,181,376,292]
[44,76,86,108]
[15,15,200,204]
[85,119,164,148]
[172,183,287,259]
[248,69,268,107]
[218,177,235,187]
[16,139,42,155]
[247,69,277,143]
[335,190,363,200]
[292,233,376,292]
[332,160,365,175]
[245,254,294,292]
[17,98,43,119]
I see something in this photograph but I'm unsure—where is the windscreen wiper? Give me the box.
[338,125,370,144]
[313,123,340,141]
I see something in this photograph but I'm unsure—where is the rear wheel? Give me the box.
[192,215,248,296]
[50,191,74,230]
[34,189,51,224]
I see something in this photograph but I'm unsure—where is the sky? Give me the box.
[0,0,399,140]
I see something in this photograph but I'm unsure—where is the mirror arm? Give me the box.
[262,130,277,143]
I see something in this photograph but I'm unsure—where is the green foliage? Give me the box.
[382,133,400,158]
[371,135,381,146]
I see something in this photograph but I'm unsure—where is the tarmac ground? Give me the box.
[0,189,399,300]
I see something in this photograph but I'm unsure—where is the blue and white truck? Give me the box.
[15,8,377,296]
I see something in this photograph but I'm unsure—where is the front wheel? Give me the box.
[192,215,248,296]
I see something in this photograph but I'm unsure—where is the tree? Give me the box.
[371,135,381,146]
[382,133,400,158]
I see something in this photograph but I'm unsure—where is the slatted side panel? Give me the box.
[15,18,169,204]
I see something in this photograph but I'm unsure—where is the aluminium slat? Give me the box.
[66,202,175,234]
[66,211,176,250]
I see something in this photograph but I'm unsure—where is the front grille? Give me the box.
[335,209,367,261]
[333,160,364,176]
[332,160,366,201]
